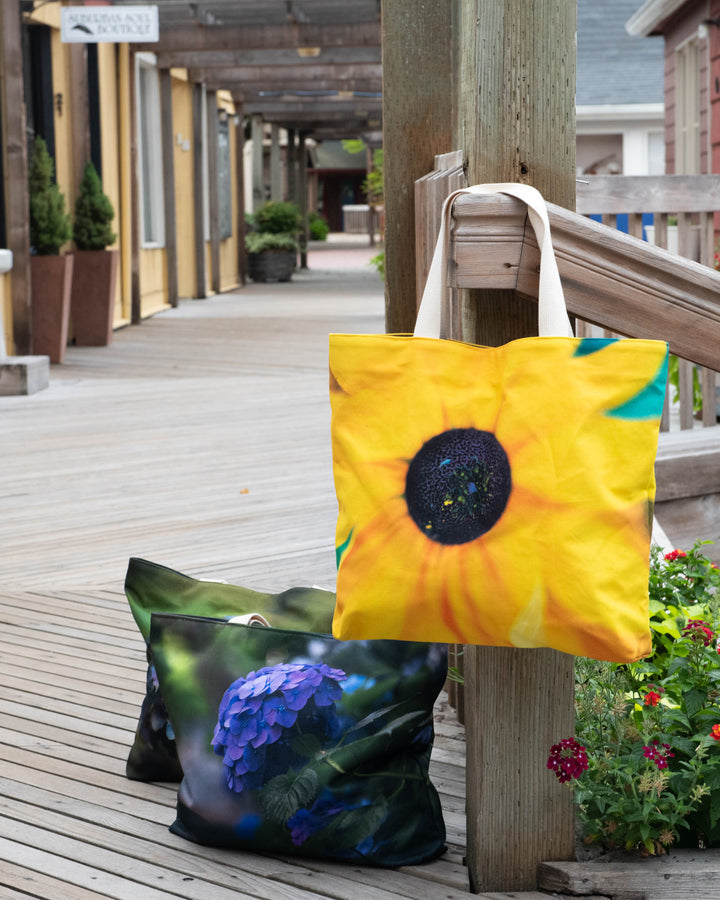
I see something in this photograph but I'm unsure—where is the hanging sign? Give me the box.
[61,6,159,43]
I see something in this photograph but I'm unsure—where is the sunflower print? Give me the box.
[329,334,668,663]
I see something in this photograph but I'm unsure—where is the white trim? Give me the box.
[576,103,664,124]
[135,54,165,247]
[626,0,688,37]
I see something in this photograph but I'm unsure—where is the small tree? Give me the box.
[73,161,116,251]
[28,136,72,255]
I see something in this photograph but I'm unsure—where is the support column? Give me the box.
[0,0,31,354]
[69,43,90,195]
[270,124,282,201]
[207,89,220,295]
[251,114,264,211]
[286,127,297,206]
[456,1,577,892]
[235,107,247,286]
[382,0,455,333]
[159,68,178,307]
[192,82,206,298]
[298,132,309,269]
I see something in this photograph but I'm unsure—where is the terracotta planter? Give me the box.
[70,248,119,346]
[247,250,296,283]
[30,254,74,364]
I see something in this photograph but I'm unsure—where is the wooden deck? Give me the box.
[0,255,499,900]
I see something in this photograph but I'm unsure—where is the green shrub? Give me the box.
[245,232,297,254]
[73,161,116,251]
[255,201,300,235]
[369,250,385,279]
[28,136,72,255]
[309,212,330,241]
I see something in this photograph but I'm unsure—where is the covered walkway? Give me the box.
[0,248,481,899]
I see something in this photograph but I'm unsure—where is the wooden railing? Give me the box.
[576,175,720,433]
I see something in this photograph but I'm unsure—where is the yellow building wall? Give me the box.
[217,93,240,292]
[139,247,167,315]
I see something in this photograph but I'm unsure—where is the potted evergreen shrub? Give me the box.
[71,161,118,346]
[246,201,299,283]
[28,136,73,364]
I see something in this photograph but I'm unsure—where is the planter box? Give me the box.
[70,248,119,346]
[247,250,295,283]
[31,254,74,364]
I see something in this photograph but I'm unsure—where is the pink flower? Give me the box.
[643,739,675,770]
[711,725,720,742]
[683,619,715,646]
[547,738,589,784]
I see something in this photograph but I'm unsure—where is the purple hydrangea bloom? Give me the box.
[212,662,345,793]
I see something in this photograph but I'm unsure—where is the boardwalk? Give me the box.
[0,245,487,899]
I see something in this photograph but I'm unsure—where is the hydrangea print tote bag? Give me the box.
[329,183,668,662]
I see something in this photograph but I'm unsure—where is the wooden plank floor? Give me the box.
[0,254,498,899]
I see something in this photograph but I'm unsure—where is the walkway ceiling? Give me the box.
[126,0,383,141]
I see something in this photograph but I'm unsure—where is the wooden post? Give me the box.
[251,114,264,211]
[286,127,297,206]
[235,107,247,287]
[68,43,90,197]
[128,51,141,325]
[455,1,577,892]
[192,82,206,299]
[382,0,455,333]
[298,132,309,269]
[159,68,178,307]
[207,89,221,295]
[0,0,31,353]
[270,123,282,201]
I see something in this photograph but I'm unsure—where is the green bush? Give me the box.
[309,212,330,241]
[245,232,298,254]
[73,161,116,251]
[255,201,300,235]
[28,136,72,255]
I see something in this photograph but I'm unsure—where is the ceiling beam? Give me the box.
[135,21,381,53]
[187,62,381,86]
[157,47,381,69]
[236,97,381,116]
[200,80,382,94]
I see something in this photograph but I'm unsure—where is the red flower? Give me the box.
[643,739,675,770]
[547,737,589,784]
[711,725,720,742]
[644,691,662,707]
[683,619,715,646]
[664,550,687,561]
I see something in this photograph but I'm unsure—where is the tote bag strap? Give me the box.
[414,183,574,340]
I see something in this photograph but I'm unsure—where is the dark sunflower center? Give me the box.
[405,428,511,545]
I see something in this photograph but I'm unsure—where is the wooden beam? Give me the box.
[200,78,382,95]
[192,83,207,298]
[234,107,246,286]
[298,132,309,269]
[576,174,720,214]
[207,90,221,295]
[129,52,141,325]
[187,62,382,85]
[233,98,382,116]
[157,47,382,69]
[270,124,282,201]
[0,0,31,353]
[450,192,720,371]
[382,1,455,333]
[251,114,264,212]
[159,68,178,307]
[455,1,577,893]
[135,22,381,53]
[69,43,91,199]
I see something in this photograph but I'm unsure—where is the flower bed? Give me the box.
[550,542,720,856]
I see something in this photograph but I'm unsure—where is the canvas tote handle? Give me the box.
[414,183,574,340]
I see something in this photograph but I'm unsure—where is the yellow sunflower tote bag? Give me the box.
[329,183,668,662]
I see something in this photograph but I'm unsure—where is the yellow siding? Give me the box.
[139,248,168,316]
[117,44,133,324]
[218,95,240,291]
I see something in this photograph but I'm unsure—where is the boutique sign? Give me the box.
[60,6,159,43]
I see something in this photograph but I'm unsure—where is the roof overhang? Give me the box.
[576,102,664,127]
[626,0,687,36]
